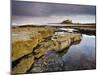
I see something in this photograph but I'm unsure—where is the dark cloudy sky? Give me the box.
[12,0,96,25]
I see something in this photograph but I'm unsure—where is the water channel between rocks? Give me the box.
[62,34,96,70]
[12,27,96,73]
[29,28,96,72]
[50,27,96,71]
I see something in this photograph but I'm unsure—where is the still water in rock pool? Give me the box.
[12,28,96,73]
[62,34,96,70]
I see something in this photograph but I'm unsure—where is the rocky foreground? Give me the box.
[12,26,82,74]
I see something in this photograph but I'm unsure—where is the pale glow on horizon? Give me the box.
[12,14,95,25]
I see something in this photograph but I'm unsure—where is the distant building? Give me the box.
[61,19,72,24]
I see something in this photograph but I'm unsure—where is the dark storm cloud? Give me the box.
[12,1,96,16]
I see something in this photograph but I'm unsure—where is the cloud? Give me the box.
[12,1,96,16]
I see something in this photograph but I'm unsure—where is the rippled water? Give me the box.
[62,34,96,70]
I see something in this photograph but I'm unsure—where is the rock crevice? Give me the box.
[12,27,82,74]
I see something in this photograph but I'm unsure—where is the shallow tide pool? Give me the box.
[62,34,96,70]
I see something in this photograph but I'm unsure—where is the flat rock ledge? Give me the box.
[34,33,82,58]
[12,31,82,74]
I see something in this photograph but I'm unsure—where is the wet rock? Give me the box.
[34,33,82,58]
[12,54,34,74]
[52,35,71,51]
[52,33,82,51]
[34,40,56,58]
[12,26,82,74]
[30,51,63,73]
[34,47,48,58]
[44,51,63,72]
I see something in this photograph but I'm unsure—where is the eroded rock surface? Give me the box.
[12,26,82,74]
[12,27,54,61]
[34,33,82,58]
[12,54,34,74]
[12,32,39,61]
[30,51,63,73]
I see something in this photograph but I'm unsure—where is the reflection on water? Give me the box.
[62,34,96,70]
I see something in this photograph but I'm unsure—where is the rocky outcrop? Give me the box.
[12,32,39,61]
[30,51,63,73]
[12,26,55,73]
[12,27,54,61]
[12,54,34,74]
[12,26,82,74]
[34,33,82,58]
